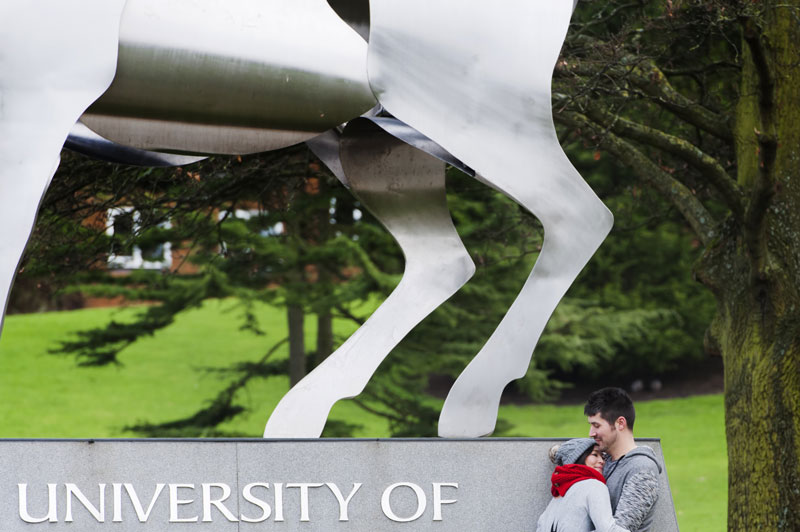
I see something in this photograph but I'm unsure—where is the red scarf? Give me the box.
[550,464,606,497]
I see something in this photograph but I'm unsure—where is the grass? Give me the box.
[0,302,726,531]
[0,299,389,437]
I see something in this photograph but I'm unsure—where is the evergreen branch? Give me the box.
[555,109,717,244]
[333,236,399,292]
[126,337,288,436]
[350,398,407,424]
[51,303,188,366]
[357,381,440,437]
[51,271,227,365]
[334,305,366,326]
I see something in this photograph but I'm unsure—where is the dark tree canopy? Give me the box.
[559,1,800,529]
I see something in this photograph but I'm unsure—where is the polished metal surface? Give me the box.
[306,130,349,187]
[66,122,206,167]
[367,0,613,437]
[1,0,614,441]
[264,119,475,438]
[367,118,474,177]
[0,0,127,336]
[83,0,377,154]
[327,0,370,42]
[306,117,474,191]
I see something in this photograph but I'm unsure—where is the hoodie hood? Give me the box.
[622,445,663,474]
[603,444,663,486]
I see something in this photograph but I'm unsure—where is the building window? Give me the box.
[106,207,172,270]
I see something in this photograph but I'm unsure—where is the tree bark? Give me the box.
[694,4,800,529]
[560,3,800,527]
[698,234,800,530]
[287,304,305,387]
[316,309,333,367]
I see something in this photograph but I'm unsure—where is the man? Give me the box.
[584,387,661,532]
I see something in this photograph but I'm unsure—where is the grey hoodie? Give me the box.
[603,446,662,532]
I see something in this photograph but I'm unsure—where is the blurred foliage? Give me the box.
[12,86,717,437]
[11,143,715,435]
[547,145,716,385]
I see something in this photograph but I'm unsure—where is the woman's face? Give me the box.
[584,446,605,473]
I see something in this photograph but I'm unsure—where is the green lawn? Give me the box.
[0,299,388,438]
[0,302,726,531]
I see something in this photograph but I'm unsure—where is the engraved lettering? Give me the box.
[202,483,238,522]
[65,483,105,522]
[286,483,324,521]
[240,483,272,523]
[326,482,362,521]
[432,482,458,521]
[273,482,284,522]
[381,482,426,522]
[18,483,57,523]
[112,484,123,523]
[168,484,197,523]
[113,483,165,522]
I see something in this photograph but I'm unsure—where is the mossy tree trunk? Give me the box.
[696,5,800,528]
[699,227,800,530]
[316,309,333,366]
[558,1,800,529]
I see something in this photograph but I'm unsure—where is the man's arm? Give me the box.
[614,470,659,531]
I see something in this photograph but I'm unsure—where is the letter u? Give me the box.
[18,483,58,523]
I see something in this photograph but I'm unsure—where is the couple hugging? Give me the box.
[536,387,662,532]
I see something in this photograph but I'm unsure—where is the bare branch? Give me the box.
[661,61,741,77]
[740,16,775,111]
[554,109,718,245]
[738,16,777,270]
[556,58,734,142]
[576,101,745,220]
[569,2,641,36]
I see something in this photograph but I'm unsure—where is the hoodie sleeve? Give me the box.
[613,469,659,531]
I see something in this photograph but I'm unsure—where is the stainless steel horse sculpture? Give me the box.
[0,0,612,438]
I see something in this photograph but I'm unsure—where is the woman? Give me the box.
[535,438,629,532]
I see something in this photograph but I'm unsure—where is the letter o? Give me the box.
[381,483,426,522]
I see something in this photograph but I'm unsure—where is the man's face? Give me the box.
[588,413,617,452]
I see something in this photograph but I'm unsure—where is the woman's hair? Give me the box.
[576,444,595,466]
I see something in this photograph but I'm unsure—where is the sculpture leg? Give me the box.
[264,119,475,438]
[365,0,613,436]
[0,0,127,335]
[438,162,613,437]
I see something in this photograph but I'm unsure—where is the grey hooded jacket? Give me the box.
[603,446,662,532]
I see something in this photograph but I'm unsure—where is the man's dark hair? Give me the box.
[584,387,636,430]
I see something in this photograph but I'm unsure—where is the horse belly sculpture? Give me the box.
[0,0,612,438]
[83,0,377,155]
